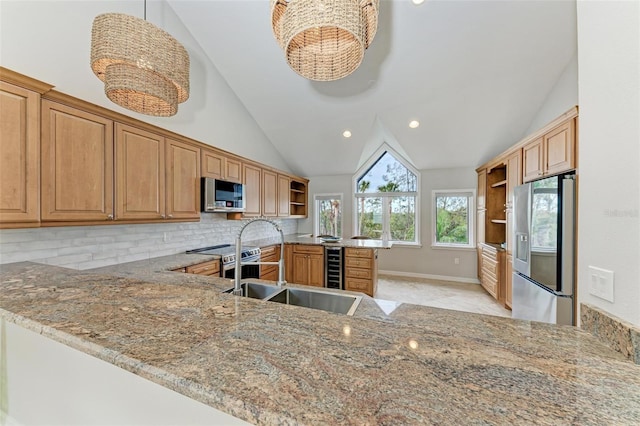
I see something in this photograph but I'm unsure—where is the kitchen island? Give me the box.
[1,257,639,425]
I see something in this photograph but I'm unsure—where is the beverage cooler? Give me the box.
[325,246,343,289]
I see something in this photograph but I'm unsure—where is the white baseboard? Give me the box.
[378,269,480,285]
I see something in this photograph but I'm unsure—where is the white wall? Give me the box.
[525,52,579,135]
[576,0,640,326]
[0,0,289,171]
[0,216,297,270]
[300,168,479,282]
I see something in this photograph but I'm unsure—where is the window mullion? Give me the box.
[382,197,390,240]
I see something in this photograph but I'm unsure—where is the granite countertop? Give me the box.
[248,233,393,249]
[1,256,640,425]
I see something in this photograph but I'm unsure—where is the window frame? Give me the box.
[313,193,343,238]
[431,189,476,249]
[352,144,421,246]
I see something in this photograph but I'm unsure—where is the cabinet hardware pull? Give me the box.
[168,214,173,219]
[107,214,114,220]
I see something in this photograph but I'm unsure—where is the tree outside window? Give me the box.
[432,190,475,248]
[354,147,419,244]
[315,195,342,237]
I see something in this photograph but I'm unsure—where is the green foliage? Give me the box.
[435,196,468,244]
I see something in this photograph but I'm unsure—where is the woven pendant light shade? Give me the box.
[271,0,379,82]
[90,13,189,116]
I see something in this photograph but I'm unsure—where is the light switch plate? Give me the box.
[588,266,614,303]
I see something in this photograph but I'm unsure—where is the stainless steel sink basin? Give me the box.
[223,283,362,316]
[266,287,362,316]
[223,282,282,299]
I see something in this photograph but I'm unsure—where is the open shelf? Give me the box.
[289,179,308,217]
[491,219,507,224]
[491,179,507,188]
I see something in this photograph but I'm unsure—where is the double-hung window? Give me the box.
[353,145,420,244]
[432,190,475,248]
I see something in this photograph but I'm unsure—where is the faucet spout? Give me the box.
[233,217,286,296]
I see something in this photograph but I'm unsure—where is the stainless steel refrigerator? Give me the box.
[512,174,575,325]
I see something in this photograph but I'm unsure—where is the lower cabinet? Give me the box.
[291,244,324,287]
[184,260,221,277]
[478,243,505,302]
[344,248,378,297]
[259,244,280,281]
[505,253,513,310]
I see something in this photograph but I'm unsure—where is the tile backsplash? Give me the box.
[0,215,298,270]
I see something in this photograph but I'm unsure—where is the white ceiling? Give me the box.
[167,0,577,177]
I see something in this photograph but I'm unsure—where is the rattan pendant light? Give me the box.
[90,5,189,117]
[271,0,379,81]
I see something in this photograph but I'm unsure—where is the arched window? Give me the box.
[353,145,420,244]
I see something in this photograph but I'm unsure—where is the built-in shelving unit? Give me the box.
[485,165,507,244]
[289,180,308,217]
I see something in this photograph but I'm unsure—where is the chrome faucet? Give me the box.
[233,217,286,296]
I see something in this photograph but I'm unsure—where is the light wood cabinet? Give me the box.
[41,100,114,222]
[0,82,41,227]
[523,119,575,182]
[115,123,165,220]
[505,253,513,310]
[262,169,278,217]
[344,247,378,297]
[291,244,324,287]
[243,163,262,217]
[289,179,308,217]
[478,243,504,302]
[259,244,281,281]
[185,260,220,277]
[201,149,241,183]
[477,169,486,210]
[277,174,290,217]
[166,138,200,220]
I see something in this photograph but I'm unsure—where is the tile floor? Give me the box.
[375,274,512,318]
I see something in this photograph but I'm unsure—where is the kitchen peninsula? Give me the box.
[1,257,639,425]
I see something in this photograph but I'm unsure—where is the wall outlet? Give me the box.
[588,266,614,303]
[454,257,460,265]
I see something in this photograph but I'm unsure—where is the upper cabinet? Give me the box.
[201,149,241,183]
[41,100,114,222]
[165,138,200,220]
[243,162,262,217]
[523,119,575,182]
[0,81,43,228]
[277,174,290,217]
[289,179,308,218]
[262,169,278,217]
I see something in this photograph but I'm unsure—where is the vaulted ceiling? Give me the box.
[168,0,577,177]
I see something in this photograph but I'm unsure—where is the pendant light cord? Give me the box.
[144,0,147,20]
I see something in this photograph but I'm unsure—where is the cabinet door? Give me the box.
[225,157,242,183]
[115,123,165,220]
[545,120,574,176]
[243,163,262,217]
[201,149,224,180]
[0,82,40,226]
[284,244,294,282]
[277,174,290,217]
[505,254,513,310]
[476,209,486,245]
[522,137,544,182]
[166,138,200,220]
[292,252,309,285]
[308,253,325,287]
[262,169,277,217]
[41,100,114,222]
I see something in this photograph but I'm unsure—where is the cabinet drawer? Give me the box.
[344,248,374,258]
[260,245,278,258]
[345,277,372,292]
[481,277,498,298]
[481,257,498,277]
[345,257,373,269]
[260,264,277,278]
[345,267,372,280]
[186,260,220,276]
[292,244,324,255]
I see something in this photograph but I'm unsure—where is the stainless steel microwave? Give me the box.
[201,177,245,213]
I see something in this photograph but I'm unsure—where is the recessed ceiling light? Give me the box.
[409,120,420,129]
[342,130,352,138]
[412,0,425,5]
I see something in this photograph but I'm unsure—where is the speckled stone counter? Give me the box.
[246,233,393,250]
[1,259,640,425]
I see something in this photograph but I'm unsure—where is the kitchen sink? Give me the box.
[266,287,362,316]
[223,283,362,316]
[223,282,282,299]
